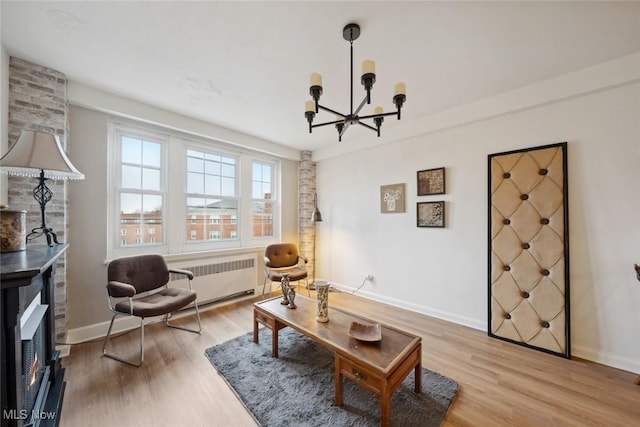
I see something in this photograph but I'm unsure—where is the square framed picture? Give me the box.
[417,201,445,227]
[380,183,406,213]
[417,167,445,196]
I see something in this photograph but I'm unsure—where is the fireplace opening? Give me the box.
[20,299,50,425]
[22,322,47,417]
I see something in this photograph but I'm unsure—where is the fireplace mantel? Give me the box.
[1,244,68,427]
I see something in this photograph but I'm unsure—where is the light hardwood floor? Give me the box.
[60,291,639,426]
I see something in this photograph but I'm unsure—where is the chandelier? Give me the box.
[304,23,406,142]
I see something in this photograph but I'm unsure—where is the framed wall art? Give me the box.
[417,167,445,196]
[380,183,405,213]
[417,201,445,227]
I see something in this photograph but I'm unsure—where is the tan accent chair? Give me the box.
[262,243,310,297]
[102,254,201,366]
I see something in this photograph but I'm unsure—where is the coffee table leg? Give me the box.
[272,323,279,358]
[415,362,422,393]
[415,347,422,393]
[253,311,259,343]
[381,391,391,427]
[334,354,344,406]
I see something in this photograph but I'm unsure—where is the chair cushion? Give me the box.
[267,267,308,282]
[114,287,197,318]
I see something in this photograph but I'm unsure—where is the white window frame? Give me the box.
[182,143,241,251]
[251,159,278,240]
[107,120,280,259]
[108,123,168,258]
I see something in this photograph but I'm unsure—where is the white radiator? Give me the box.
[168,254,257,305]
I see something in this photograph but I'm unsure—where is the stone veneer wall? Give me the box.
[298,150,318,283]
[7,57,69,342]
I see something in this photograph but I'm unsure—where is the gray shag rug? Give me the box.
[205,327,458,426]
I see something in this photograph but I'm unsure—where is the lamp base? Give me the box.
[27,226,60,247]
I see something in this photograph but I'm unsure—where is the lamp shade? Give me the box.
[311,206,323,222]
[311,192,323,222]
[0,130,84,180]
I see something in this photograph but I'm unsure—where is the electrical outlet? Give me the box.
[366,274,374,281]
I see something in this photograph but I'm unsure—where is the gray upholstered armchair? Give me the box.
[262,243,310,297]
[102,254,201,366]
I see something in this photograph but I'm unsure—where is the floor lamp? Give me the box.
[0,130,85,246]
[309,192,323,290]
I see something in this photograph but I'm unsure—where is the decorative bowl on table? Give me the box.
[348,321,382,342]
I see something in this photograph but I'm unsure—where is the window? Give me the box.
[115,129,165,249]
[109,121,280,258]
[185,149,239,243]
[252,161,275,238]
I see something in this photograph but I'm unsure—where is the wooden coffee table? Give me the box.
[253,295,422,426]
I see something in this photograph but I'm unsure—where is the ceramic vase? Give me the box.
[315,280,330,322]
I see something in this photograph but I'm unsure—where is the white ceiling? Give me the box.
[2,1,639,153]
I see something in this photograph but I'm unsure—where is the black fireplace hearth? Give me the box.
[1,244,67,427]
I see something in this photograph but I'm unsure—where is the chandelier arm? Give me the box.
[353,94,369,117]
[317,104,346,117]
[339,121,352,138]
[357,122,378,132]
[359,111,400,121]
[311,120,344,129]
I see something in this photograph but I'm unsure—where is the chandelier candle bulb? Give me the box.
[362,60,375,75]
[310,73,322,87]
[374,106,383,115]
[394,82,406,96]
[305,101,315,112]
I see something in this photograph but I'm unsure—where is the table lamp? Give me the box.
[0,130,85,246]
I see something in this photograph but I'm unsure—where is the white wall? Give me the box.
[316,81,640,374]
[66,100,300,336]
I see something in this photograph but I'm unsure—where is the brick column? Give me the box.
[7,57,69,342]
[298,150,317,285]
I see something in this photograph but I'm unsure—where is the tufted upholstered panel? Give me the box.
[488,143,570,358]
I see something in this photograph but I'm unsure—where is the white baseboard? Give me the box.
[330,282,640,375]
[65,294,255,345]
[330,282,486,331]
[571,344,640,375]
[65,315,155,345]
